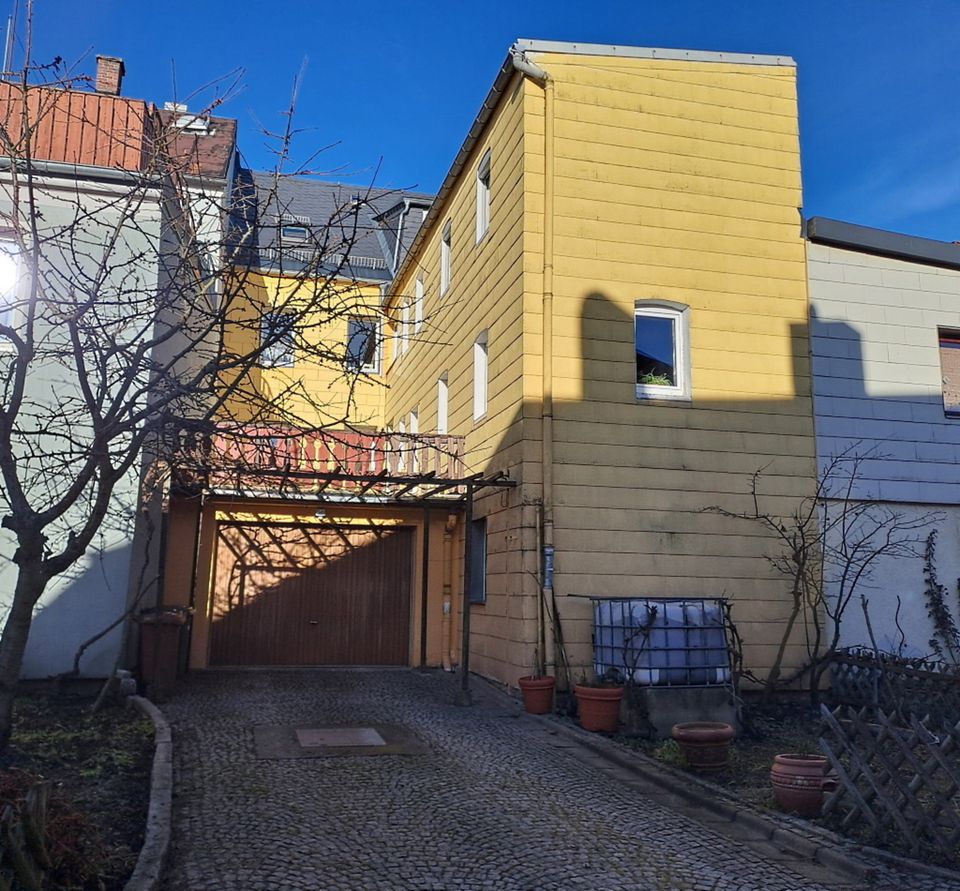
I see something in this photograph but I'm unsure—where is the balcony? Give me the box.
[179,426,468,502]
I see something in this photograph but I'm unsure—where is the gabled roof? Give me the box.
[157,109,237,180]
[242,171,432,282]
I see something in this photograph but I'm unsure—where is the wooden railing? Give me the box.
[174,427,468,499]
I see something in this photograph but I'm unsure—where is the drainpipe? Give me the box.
[392,199,410,275]
[511,49,558,680]
[441,511,458,671]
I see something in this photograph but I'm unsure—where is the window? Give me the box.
[437,373,449,434]
[469,516,487,604]
[281,224,309,242]
[414,277,424,334]
[0,241,19,329]
[440,220,452,296]
[260,311,296,367]
[939,330,960,416]
[635,302,690,401]
[409,406,419,434]
[346,317,380,372]
[476,150,491,242]
[473,331,488,420]
[397,299,410,358]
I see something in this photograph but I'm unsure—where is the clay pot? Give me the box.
[518,675,556,714]
[575,684,624,732]
[770,753,829,817]
[671,721,735,772]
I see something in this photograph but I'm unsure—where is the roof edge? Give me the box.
[515,38,795,67]
[807,217,960,273]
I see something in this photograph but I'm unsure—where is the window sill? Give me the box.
[635,391,691,406]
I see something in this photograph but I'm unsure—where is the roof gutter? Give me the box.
[389,43,527,300]
[0,156,163,188]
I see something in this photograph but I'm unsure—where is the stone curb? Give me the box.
[123,696,173,891]
[475,678,960,887]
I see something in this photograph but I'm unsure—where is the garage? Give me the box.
[209,522,413,666]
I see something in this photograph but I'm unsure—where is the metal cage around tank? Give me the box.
[590,597,735,688]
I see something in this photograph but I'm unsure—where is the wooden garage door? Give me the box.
[209,523,413,666]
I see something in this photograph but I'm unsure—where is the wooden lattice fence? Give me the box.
[0,780,52,890]
[830,648,960,730]
[819,704,960,856]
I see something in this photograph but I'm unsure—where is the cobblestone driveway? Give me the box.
[160,670,952,890]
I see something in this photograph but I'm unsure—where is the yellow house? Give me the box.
[164,40,817,693]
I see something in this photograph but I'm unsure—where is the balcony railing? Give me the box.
[180,426,467,500]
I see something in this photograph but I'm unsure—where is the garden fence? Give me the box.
[829,648,960,730]
[819,704,960,857]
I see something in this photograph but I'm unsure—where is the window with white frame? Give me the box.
[939,329,960,417]
[414,277,424,334]
[437,373,449,434]
[345,316,380,372]
[440,220,452,296]
[634,301,690,401]
[473,330,488,420]
[0,241,19,330]
[260,311,296,367]
[398,298,410,357]
[476,149,491,243]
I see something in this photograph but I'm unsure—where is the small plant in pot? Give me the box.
[574,669,625,733]
[518,649,555,715]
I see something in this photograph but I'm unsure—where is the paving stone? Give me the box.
[159,670,959,891]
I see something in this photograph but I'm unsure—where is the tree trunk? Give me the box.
[0,557,47,752]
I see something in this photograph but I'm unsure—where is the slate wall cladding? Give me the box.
[808,241,960,505]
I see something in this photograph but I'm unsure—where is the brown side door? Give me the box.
[209,523,413,666]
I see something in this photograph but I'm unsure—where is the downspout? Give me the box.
[392,199,410,275]
[511,49,558,681]
[441,511,458,671]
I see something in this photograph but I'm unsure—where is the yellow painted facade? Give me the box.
[222,269,389,428]
[172,44,818,686]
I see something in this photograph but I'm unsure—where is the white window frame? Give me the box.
[260,311,296,368]
[0,240,20,332]
[414,277,424,334]
[473,330,488,421]
[440,220,452,297]
[476,149,491,243]
[437,373,449,434]
[398,298,410,358]
[634,301,691,401]
[345,316,381,374]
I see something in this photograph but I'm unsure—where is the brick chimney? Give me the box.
[95,55,125,96]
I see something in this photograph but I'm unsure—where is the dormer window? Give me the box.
[279,214,311,243]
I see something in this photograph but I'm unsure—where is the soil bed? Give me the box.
[0,681,154,889]
[613,692,960,869]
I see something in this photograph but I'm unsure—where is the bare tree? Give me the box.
[0,43,411,747]
[708,447,939,698]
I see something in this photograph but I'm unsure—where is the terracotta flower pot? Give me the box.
[575,684,624,732]
[770,753,829,817]
[518,675,555,714]
[671,721,735,772]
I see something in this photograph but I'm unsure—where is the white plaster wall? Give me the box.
[0,176,162,677]
[827,502,960,657]
[808,242,960,504]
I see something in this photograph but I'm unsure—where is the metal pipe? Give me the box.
[419,505,430,667]
[441,512,457,671]
[455,485,474,705]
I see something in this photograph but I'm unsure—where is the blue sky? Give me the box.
[16,0,960,241]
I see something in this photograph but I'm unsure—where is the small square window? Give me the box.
[635,303,690,401]
[261,311,296,368]
[939,330,960,417]
[346,317,380,373]
[281,225,309,242]
[469,516,487,604]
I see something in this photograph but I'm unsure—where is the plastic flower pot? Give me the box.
[518,675,556,714]
[671,721,735,772]
[770,753,829,817]
[575,684,624,732]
